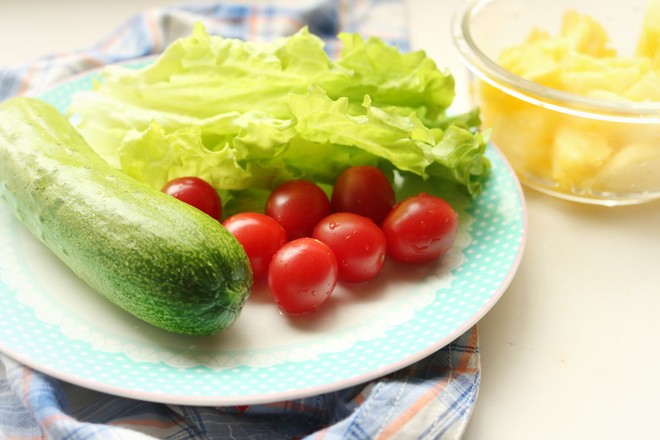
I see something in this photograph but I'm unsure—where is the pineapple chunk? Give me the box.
[560,55,649,96]
[636,0,660,63]
[560,10,616,57]
[477,82,556,180]
[551,124,612,189]
[592,141,660,192]
[625,69,660,101]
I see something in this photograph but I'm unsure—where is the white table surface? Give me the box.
[2,1,660,439]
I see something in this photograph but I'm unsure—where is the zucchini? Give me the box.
[0,97,252,336]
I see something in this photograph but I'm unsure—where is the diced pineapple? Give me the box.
[477,82,555,180]
[498,6,659,101]
[636,0,660,63]
[591,141,660,192]
[624,69,660,101]
[484,3,660,198]
[551,124,612,189]
[560,10,616,57]
[560,55,647,95]
[499,32,564,88]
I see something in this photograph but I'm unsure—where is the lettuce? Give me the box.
[69,23,490,215]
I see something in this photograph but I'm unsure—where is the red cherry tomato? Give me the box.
[268,238,338,315]
[331,166,395,225]
[312,212,386,283]
[162,176,222,221]
[381,193,458,264]
[265,179,332,241]
[222,212,287,280]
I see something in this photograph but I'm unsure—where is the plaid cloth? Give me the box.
[0,2,481,439]
[0,0,409,100]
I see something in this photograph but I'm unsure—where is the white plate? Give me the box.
[0,71,526,406]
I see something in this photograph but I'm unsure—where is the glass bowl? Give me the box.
[452,0,660,206]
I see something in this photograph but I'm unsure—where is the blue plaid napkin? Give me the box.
[0,2,481,439]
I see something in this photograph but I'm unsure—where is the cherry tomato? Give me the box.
[381,193,458,264]
[222,212,287,280]
[312,212,386,283]
[265,179,332,241]
[268,237,338,315]
[162,176,222,221]
[331,166,395,225]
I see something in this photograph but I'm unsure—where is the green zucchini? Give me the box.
[0,97,252,336]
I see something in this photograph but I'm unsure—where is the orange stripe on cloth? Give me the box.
[12,368,46,440]
[16,64,36,96]
[375,327,480,439]
[42,413,74,430]
[311,429,328,440]
[455,326,480,376]
[248,5,259,41]
[375,379,448,439]
[144,8,163,53]
[21,369,75,434]
[21,367,32,406]
[77,54,106,70]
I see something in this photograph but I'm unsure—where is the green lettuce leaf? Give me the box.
[69,23,490,216]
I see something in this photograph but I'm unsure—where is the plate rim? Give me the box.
[0,65,527,406]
